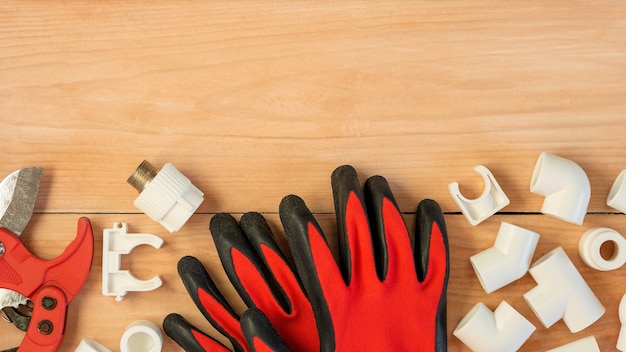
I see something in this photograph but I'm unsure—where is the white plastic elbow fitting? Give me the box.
[120,320,163,352]
[453,301,535,352]
[128,160,204,233]
[470,222,539,293]
[530,152,590,225]
[449,165,510,226]
[546,336,599,352]
[618,293,626,351]
[608,170,626,213]
[75,338,112,352]
[579,227,626,271]
[523,247,605,332]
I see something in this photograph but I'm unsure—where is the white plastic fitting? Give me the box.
[608,169,626,214]
[75,338,112,352]
[579,227,626,271]
[453,301,535,352]
[523,247,605,332]
[128,160,204,233]
[530,152,590,225]
[470,222,539,293]
[120,320,163,352]
[618,293,626,351]
[103,223,164,301]
[449,165,510,226]
[546,336,599,352]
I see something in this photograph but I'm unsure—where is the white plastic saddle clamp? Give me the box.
[120,320,163,352]
[608,169,626,214]
[453,301,535,352]
[449,165,510,226]
[470,222,539,293]
[103,223,164,301]
[523,247,605,333]
[530,152,590,225]
[75,338,112,352]
[128,160,204,233]
[546,336,599,352]
[579,227,626,271]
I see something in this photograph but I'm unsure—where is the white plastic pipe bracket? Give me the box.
[75,338,112,352]
[530,152,590,225]
[608,169,626,214]
[103,223,164,301]
[579,227,626,271]
[120,320,163,352]
[618,293,626,351]
[453,301,535,352]
[523,247,605,332]
[546,336,599,352]
[449,165,510,226]
[470,222,539,293]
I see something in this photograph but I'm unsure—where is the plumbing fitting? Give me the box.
[103,223,164,301]
[75,338,112,352]
[453,301,535,352]
[523,247,605,333]
[120,320,163,352]
[470,222,539,293]
[546,336,599,352]
[449,165,510,226]
[530,152,590,225]
[128,160,204,233]
[608,169,626,214]
[579,227,626,271]
[618,293,626,351]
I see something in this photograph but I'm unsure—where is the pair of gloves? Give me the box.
[163,165,449,351]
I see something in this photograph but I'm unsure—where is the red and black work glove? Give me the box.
[163,212,318,352]
[271,165,450,351]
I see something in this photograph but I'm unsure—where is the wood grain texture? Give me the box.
[1,1,626,351]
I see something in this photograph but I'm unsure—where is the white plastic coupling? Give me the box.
[530,152,590,225]
[128,160,204,233]
[103,223,164,301]
[546,336,599,352]
[453,301,535,352]
[75,338,112,352]
[523,247,605,333]
[618,293,626,351]
[608,169,626,213]
[120,320,163,352]
[470,222,539,293]
[449,165,510,226]
[579,227,626,271]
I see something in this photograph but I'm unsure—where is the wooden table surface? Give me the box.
[2,2,626,351]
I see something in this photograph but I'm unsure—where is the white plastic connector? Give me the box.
[449,165,510,226]
[75,338,112,352]
[530,152,590,225]
[103,223,164,301]
[608,170,626,214]
[579,227,626,271]
[128,161,204,233]
[120,320,163,352]
[470,222,539,293]
[618,293,626,351]
[453,301,535,352]
[546,336,599,352]
[523,247,605,332]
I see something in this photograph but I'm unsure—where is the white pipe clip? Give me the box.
[530,152,590,225]
[579,227,626,271]
[523,247,605,333]
[608,169,626,214]
[103,223,164,301]
[453,301,535,352]
[618,293,626,351]
[546,336,599,352]
[470,222,539,293]
[120,320,163,352]
[449,165,510,226]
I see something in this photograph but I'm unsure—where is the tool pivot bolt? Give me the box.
[42,297,57,310]
[38,320,53,335]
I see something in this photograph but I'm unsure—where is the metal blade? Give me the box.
[0,167,43,236]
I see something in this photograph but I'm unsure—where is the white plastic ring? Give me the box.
[579,227,626,271]
[120,320,163,352]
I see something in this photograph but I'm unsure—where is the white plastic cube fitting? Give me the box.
[103,223,164,301]
[579,227,626,271]
[608,170,626,214]
[449,165,510,226]
[618,293,626,351]
[470,222,539,294]
[130,161,204,233]
[546,336,599,352]
[530,152,590,225]
[120,320,163,352]
[453,301,535,352]
[75,338,112,352]
[523,247,605,333]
